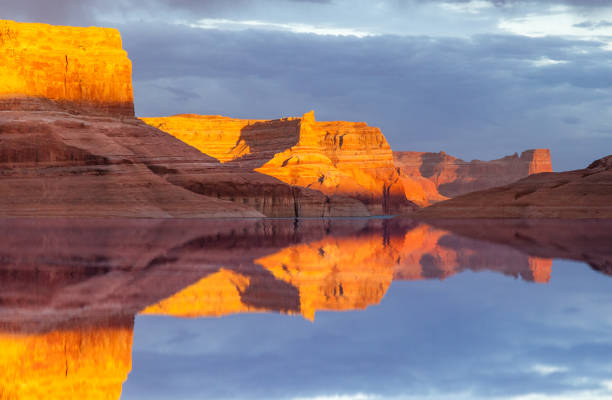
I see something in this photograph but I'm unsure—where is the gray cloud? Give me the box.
[573,20,612,29]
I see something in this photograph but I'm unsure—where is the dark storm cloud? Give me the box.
[121,23,612,170]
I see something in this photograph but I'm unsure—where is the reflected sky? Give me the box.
[0,218,611,399]
[125,259,612,400]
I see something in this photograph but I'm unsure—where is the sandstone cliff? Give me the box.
[0,20,134,116]
[0,21,373,218]
[143,111,417,215]
[393,149,553,205]
[417,155,612,219]
[0,109,267,218]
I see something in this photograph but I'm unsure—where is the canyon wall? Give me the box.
[394,149,553,205]
[0,20,134,116]
[143,111,417,215]
[0,20,372,218]
[0,20,368,218]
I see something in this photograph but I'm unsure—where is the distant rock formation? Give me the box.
[416,155,612,218]
[393,149,553,205]
[0,20,134,116]
[143,111,417,215]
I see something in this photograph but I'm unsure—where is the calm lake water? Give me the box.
[1,218,611,400]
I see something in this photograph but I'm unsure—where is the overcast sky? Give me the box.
[3,0,612,170]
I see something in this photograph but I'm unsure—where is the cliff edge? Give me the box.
[0,20,134,116]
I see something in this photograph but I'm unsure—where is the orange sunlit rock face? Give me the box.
[142,111,417,215]
[0,319,133,400]
[0,20,134,116]
[393,149,553,204]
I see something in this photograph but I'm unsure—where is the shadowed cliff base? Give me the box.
[0,102,378,218]
[416,155,612,219]
[0,95,135,117]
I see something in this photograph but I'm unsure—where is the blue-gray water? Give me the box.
[124,259,612,400]
[0,217,610,400]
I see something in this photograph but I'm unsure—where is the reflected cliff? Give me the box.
[0,217,611,399]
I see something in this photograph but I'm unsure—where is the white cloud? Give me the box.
[186,18,376,38]
[498,8,612,41]
[530,57,569,67]
[531,364,569,376]
[439,1,494,14]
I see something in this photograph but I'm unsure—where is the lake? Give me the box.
[0,218,611,400]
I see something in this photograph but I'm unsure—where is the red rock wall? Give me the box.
[394,149,553,201]
[0,20,134,116]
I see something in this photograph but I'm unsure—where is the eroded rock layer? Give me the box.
[0,107,267,218]
[417,155,612,219]
[0,102,377,217]
[0,20,134,116]
[393,149,553,205]
[143,111,417,215]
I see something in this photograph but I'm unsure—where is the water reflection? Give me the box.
[0,218,611,399]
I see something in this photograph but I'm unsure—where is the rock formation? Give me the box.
[0,20,372,218]
[0,20,134,116]
[417,155,612,218]
[142,111,417,215]
[0,110,268,218]
[393,149,553,205]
